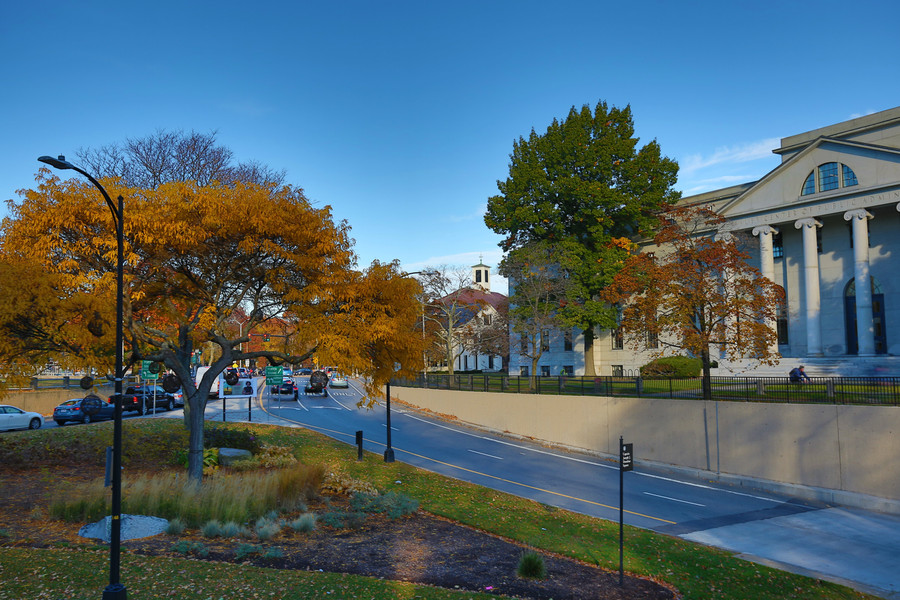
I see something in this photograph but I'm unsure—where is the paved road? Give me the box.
[161,377,900,599]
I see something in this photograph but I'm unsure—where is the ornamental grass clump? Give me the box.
[254,517,281,541]
[517,550,546,579]
[290,513,317,533]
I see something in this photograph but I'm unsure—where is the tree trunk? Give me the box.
[582,327,596,377]
[186,390,206,482]
[701,346,713,401]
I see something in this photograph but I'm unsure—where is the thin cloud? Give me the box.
[446,204,488,223]
[680,138,780,176]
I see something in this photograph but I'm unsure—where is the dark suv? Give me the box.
[110,385,176,414]
[304,370,329,396]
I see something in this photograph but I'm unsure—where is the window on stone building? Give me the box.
[611,327,624,350]
[541,366,550,377]
[816,227,823,254]
[520,336,528,353]
[564,330,573,351]
[562,365,574,376]
[647,330,659,349]
[819,162,839,191]
[611,365,624,377]
[776,301,789,345]
[800,162,859,196]
[541,330,550,352]
[773,231,784,259]
[520,366,529,377]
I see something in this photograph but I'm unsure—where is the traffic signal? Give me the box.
[264,333,270,342]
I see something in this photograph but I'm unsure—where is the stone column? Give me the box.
[752,225,780,354]
[844,209,875,355]
[794,218,823,356]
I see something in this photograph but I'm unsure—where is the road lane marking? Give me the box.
[643,492,705,506]
[468,449,503,460]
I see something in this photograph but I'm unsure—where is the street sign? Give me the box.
[265,365,284,385]
[141,360,159,380]
[620,442,634,472]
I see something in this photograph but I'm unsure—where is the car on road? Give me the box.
[113,385,177,414]
[271,380,298,399]
[53,397,115,426]
[304,370,329,396]
[329,373,349,388]
[0,404,44,431]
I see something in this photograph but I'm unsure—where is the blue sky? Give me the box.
[3,1,899,295]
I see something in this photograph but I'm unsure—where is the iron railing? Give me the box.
[395,373,900,406]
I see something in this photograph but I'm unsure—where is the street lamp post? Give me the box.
[39,155,127,600]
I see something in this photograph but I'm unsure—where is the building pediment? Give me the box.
[718,137,900,232]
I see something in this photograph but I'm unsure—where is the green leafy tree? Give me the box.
[485,101,680,375]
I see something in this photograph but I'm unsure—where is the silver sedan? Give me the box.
[0,405,44,432]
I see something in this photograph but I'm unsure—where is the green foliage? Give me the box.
[254,517,281,540]
[640,356,702,378]
[262,546,284,561]
[234,543,264,560]
[485,100,681,335]
[318,510,368,529]
[221,521,251,538]
[201,520,223,538]
[165,518,186,535]
[204,426,262,453]
[517,550,546,579]
[349,490,419,519]
[170,540,209,557]
[290,512,317,533]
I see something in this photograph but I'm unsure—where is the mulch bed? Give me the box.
[0,467,677,600]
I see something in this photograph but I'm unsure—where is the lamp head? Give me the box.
[38,155,74,170]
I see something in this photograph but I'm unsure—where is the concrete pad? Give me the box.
[682,508,900,599]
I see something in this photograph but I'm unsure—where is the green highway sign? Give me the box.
[265,365,284,385]
[141,360,159,380]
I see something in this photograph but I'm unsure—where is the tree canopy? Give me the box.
[604,205,784,399]
[1,169,422,480]
[484,101,680,374]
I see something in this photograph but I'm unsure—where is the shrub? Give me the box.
[318,511,367,529]
[234,543,263,560]
[254,517,281,541]
[640,356,702,378]
[200,520,223,538]
[165,518,186,535]
[258,445,298,468]
[290,513,317,533]
[517,550,546,579]
[321,469,377,496]
[220,521,251,538]
[171,540,209,557]
[262,547,284,561]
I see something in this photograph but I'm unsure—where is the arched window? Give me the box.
[800,162,859,196]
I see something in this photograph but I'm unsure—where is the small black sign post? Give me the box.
[619,436,633,586]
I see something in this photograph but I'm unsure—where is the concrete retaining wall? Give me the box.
[391,386,900,502]
[3,387,116,416]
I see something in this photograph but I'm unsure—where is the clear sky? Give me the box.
[3,1,899,296]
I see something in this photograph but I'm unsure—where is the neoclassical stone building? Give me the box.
[513,107,900,376]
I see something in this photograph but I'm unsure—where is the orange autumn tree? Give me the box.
[1,169,420,481]
[605,205,783,400]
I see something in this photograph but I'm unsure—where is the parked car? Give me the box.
[304,370,329,396]
[0,404,44,431]
[329,373,349,388]
[53,397,115,426]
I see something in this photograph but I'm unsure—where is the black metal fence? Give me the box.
[395,373,900,406]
